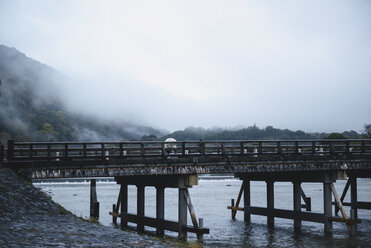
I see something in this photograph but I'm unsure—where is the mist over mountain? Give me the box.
[0,45,166,144]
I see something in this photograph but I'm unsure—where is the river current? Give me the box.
[34,177,371,247]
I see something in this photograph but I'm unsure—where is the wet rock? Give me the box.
[0,168,179,247]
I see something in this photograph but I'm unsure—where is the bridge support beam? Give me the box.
[266,180,274,228]
[243,180,251,222]
[120,185,128,228]
[156,186,165,236]
[293,181,301,233]
[323,181,333,234]
[110,175,209,242]
[178,188,187,240]
[137,185,145,233]
[90,179,99,220]
[232,171,345,234]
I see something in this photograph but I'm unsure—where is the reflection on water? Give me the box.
[35,178,371,247]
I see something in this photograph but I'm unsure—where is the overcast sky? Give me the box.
[1,0,370,132]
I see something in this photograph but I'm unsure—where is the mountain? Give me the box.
[0,45,165,144]
[161,125,362,141]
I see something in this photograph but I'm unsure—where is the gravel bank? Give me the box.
[0,168,182,247]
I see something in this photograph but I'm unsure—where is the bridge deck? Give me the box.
[2,139,371,178]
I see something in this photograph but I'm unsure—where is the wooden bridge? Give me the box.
[1,139,371,242]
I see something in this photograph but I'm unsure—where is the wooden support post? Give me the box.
[112,204,117,224]
[90,179,99,219]
[350,209,356,235]
[112,186,122,224]
[120,184,128,228]
[232,182,244,219]
[244,180,251,222]
[156,186,165,236]
[335,179,350,216]
[231,199,235,219]
[7,140,14,161]
[199,218,204,243]
[179,188,187,240]
[267,180,274,228]
[330,183,351,231]
[64,143,68,160]
[293,181,301,232]
[137,185,145,232]
[323,182,332,234]
[184,188,202,241]
[350,176,358,221]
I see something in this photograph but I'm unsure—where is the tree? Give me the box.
[362,124,371,138]
[324,133,347,139]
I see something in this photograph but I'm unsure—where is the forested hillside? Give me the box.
[161,125,362,141]
[0,45,164,144]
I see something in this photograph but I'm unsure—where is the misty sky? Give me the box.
[1,0,371,133]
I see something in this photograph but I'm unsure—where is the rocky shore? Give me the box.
[0,168,183,247]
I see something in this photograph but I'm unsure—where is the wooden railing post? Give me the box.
[361,140,365,155]
[83,143,87,159]
[200,142,205,155]
[258,141,263,155]
[140,143,145,157]
[29,144,33,159]
[120,143,123,158]
[329,142,334,155]
[221,142,226,156]
[294,141,299,154]
[0,144,4,162]
[7,140,14,161]
[182,142,186,156]
[345,141,350,154]
[277,141,281,155]
[64,143,68,160]
[312,141,316,154]
[101,143,105,160]
[47,144,51,162]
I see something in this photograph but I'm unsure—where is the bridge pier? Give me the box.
[229,171,359,234]
[293,181,301,233]
[243,180,251,222]
[266,180,274,228]
[90,179,99,220]
[323,180,333,234]
[156,186,165,236]
[137,185,145,232]
[110,175,209,242]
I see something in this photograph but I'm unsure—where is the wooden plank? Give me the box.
[182,226,210,235]
[246,206,327,223]
[227,206,244,211]
[333,201,371,210]
[183,189,200,239]
[109,212,210,234]
[330,183,350,230]
[232,182,244,219]
[328,217,361,224]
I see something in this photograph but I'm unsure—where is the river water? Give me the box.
[34,177,371,247]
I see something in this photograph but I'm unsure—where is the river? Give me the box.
[34,177,371,247]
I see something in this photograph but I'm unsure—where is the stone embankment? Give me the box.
[0,168,181,247]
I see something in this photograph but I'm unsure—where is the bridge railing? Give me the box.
[5,139,371,163]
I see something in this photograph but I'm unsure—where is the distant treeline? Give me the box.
[159,125,367,141]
